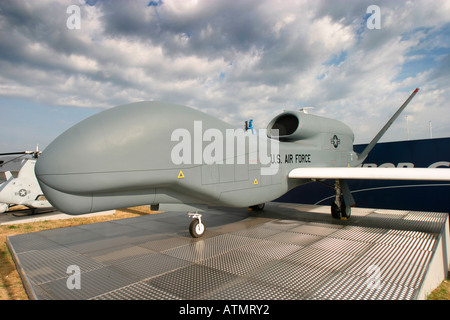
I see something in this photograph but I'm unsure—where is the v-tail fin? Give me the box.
[357,88,419,162]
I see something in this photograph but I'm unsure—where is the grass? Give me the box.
[0,207,449,300]
[427,278,450,300]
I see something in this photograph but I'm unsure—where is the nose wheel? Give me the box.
[188,212,205,238]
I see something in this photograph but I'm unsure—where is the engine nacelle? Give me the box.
[266,111,354,150]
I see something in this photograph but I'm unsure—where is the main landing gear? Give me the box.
[331,179,354,220]
[188,212,205,238]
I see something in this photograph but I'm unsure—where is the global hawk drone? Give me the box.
[35,88,450,237]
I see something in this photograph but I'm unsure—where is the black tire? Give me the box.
[331,202,340,219]
[331,200,351,219]
[189,219,205,238]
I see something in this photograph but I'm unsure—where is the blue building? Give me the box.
[277,137,450,213]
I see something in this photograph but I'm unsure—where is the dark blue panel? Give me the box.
[277,138,450,213]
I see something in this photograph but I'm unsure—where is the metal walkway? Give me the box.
[7,202,450,300]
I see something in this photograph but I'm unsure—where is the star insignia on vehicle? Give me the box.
[18,189,27,197]
[331,135,341,148]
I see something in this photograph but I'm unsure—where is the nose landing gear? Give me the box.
[188,212,205,238]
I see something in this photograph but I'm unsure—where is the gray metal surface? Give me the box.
[7,202,449,300]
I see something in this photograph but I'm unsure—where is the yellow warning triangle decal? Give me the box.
[254,178,258,185]
[178,170,185,179]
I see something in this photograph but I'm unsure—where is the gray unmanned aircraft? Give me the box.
[35,88,450,237]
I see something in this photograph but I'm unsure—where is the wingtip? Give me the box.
[414,88,419,93]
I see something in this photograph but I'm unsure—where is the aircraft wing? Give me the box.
[288,167,450,181]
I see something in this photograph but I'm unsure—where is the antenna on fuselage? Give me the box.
[299,107,314,114]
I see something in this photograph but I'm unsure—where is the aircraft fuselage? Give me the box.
[35,101,357,215]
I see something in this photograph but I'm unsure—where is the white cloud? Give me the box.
[0,0,449,151]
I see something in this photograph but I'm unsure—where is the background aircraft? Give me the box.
[35,88,450,237]
[0,150,52,214]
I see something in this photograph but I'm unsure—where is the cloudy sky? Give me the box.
[1,0,449,153]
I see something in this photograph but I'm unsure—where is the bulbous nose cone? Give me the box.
[35,101,182,213]
[37,101,177,178]
[35,100,230,214]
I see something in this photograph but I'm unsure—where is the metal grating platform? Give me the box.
[7,202,450,300]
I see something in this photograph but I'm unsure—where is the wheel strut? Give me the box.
[332,179,351,220]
